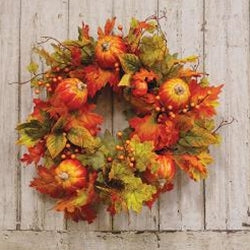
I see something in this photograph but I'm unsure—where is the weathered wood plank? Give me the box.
[159,0,204,230]
[1,231,250,250]
[67,0,113,231]
[0,1,20,230]
[112,0,159,231]
[20,0,68,230]
[205,0,250,229]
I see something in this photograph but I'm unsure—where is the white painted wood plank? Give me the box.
[159,0,204,230]
[112,0,159,231]
[0,1,20,230]
[20,0,68,230]
[1,231,250,250]
[205,0,250,229]
[67,0,113,231]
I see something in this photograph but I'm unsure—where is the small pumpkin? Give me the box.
[55,78,88,110]
[55,159,87,192]
[159,78,190,109]
[156,154,176,181]
[95,35,126,69]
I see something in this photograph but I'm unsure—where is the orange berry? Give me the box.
[182,108,187,113]
[125,140,130,145]
[66,143,71,148]
[74,148,79,153]
[66,151,71,156]
[130,157,135,162]
[114,62,119,67]
[70,154,76,159]
[115,67,120,72]
[57,76,63,81]
[38,81,43,86]
[45,83,50,88]
[48,87,52,92]
[195,104,200,109]
[118,24,123,30]
[161,107,165,112]
[35,89,40,94]
[63,132,67,136]
[167,105,173,110]
[116,145,121,150]
[52,77,57,82]
[190,102,195,107]
[207,90,212,95]
[117,131,123,137]
[45,73,50,78]
[198,96,203,100]
[129,163,134,167]
[155,107,161,112]
[56,67,60,72]
[118,155,124,160]
[61,154,66,159]
[64,67,70,73]
[155,95,160,100]
[107,157,112,162]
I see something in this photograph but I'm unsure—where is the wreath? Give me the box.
[16,16,224,223]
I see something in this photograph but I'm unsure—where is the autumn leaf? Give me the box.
[119,53,141,73]
[27,61,39,74]
[46,133,67,159]
[139,34,167,67]
[97,17,116,38]
[30,166,64,198]
[129,114,179,150]
[67,126,100,151]
[174,152,213,181]
[118,74,132,87]
[83,64,120,97]
[129,136,158,172]
[21,141,45,165]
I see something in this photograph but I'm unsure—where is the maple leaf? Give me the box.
[21,141,45,165]
[108,162,157,213]
[78,22,90,41]
[97,17,116,38]
[65,104,103,136]
[189,79,223,118]
[129,135,159,172]
[30,166,64,198]
[174,152,213,181]
[83,64,119,97]
[129,114,179,150]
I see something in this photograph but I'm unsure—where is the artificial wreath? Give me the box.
[16,16,224,223]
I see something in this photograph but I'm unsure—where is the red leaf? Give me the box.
[81,22,90,40]
[71,47,82,66]
[21,141,45,165]
[104,17,116,35]
[30,166,64,198]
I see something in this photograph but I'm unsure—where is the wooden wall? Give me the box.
[0,0,249,249]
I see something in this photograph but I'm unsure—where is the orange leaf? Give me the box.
[65,104,103,136]
[81,22,90,40]
[30,166,64,198]
[104,17,116,35]
[83,64,119,97]
[129,114,179,150]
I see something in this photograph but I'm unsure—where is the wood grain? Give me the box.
[0,0,21,230]
[1,231,250,250]
[204,0,250,229]
[19,0,68,230]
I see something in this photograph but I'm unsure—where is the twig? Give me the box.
[37,36,71,51]
[8,72,45,85]
[213,117,235,134]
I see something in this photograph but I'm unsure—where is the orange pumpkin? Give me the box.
[55,78,88,110]
[55,159,87,192]
[156,154,176,181]
[159,78,190,109]
[95,35,126,69]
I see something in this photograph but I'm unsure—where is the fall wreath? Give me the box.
[16,16,224,223]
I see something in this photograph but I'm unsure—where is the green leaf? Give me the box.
[101,130,117,157]
[178,124,218,148]
[33,47,55,66]
[139,34,167,67]
[119,54,141,73]
[123,176,156,213]
[27,61,39,74]
[67,126,100,151]
[77,150,106,170]
[51,116,66,133]
[130,136,159,172]
[46,133,67,159]
[118,74,132,87]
